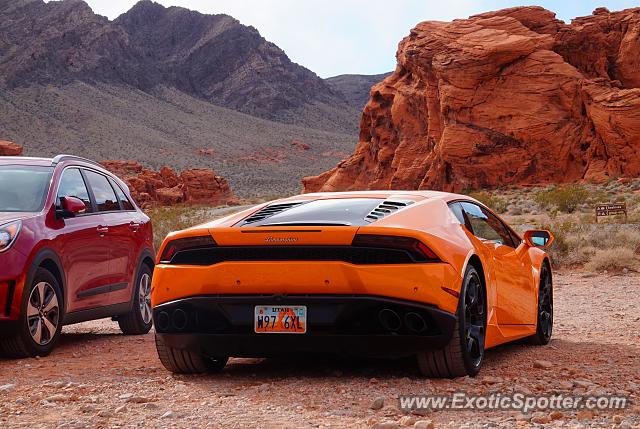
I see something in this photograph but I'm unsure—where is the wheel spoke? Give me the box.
[36,283,46,308]
[42,316,57,339]
[142,304,150,324]
[32,319,43,344]
[467,325,484,358]
[27,301,39,317]
[43,293,58,313]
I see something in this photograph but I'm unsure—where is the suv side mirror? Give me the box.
[57,196,86,218]
[524,230,554,248]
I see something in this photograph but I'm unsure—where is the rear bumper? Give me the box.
[153,295,457,358]
[152,260,462,315]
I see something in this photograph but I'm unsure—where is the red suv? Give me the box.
[0,155,155,358]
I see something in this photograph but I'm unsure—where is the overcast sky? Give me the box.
[62,0,639,78]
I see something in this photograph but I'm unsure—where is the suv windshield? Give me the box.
[0,166,53,212]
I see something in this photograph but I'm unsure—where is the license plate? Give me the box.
[254,305,307,334]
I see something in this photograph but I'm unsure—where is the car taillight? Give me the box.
[159,236,216,264]
[351,234,440,262]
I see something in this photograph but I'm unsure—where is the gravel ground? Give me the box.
[1,272,639,429]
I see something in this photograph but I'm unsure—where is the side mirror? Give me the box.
[57,196,86,218]
[524,230,554,248]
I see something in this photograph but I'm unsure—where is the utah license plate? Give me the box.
[254,305,307,334]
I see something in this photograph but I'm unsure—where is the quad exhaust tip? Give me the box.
[378,308,428,334]
[378,308,402,332]
[156,311,170,331]
[171,308,188,331]
[404,312,427,334]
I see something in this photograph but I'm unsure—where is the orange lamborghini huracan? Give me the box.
[151,191,554,378]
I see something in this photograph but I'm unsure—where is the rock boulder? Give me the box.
[303,7,640,192]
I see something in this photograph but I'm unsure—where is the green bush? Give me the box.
[534,185,588,213]
[467,191,508,213]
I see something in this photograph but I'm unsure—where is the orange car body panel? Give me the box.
[152,191,552,350]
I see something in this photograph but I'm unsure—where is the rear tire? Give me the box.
[0,268,63,358]
[118,264,153,335]
[154,334,228,374]
[528,262,553,345]
[416,265,486,378]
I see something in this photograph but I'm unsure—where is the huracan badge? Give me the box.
[264,236,299,243]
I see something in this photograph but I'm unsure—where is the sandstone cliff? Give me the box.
[303,7,640,193]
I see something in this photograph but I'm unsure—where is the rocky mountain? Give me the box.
[0,83,356,197]
[0,0,358,131]
[0,0,393,196]
[304,7,640,193]
[326,73,392,110]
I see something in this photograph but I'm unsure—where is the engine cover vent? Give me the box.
[365,200,414,223]
[241,201,307,225]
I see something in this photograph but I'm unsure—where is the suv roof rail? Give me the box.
[51,154,104,168]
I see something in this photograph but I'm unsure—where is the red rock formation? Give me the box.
[303,7,640,193]
[0,140,23,156]
[197,148,216,157]
[101,161,235,207]
[290,140,310,151]
[180,169,234,204]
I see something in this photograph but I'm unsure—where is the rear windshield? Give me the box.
[241,198,385,227]
[0,166,53,212]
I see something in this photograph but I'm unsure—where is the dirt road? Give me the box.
[1,273,639,429]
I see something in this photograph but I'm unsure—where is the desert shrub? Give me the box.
[468,191,509,213]
[147,205,218,250]
[509,207,523,216]
[534,185,588,213]
[468,191,508,213]
[564,245,597,266]
[584,247,637,272]
[614,229,640,252]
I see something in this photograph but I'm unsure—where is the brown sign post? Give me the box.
[595,203,627,223]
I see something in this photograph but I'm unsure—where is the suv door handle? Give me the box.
[96,226,109,235]
[129,222,141,232]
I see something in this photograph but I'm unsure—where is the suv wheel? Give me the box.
[0,268,63,358]
[118,264,153,335]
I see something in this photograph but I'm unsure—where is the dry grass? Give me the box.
[489,180,640,272]
[146,204,248,250]
[584,248,637,272]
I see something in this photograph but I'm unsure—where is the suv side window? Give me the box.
[109,178,134,211]
[461,202,515,247]
[84,170,120,212]
[57,168,93,213]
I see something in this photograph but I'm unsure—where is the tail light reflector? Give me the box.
[160,236,216,264]
[352,234,440,262]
